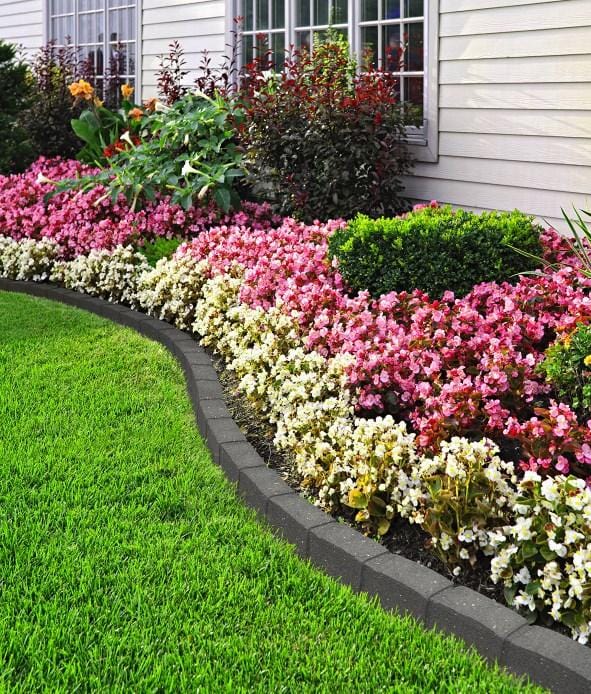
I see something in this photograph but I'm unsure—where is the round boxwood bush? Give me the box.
[328,205,543,298]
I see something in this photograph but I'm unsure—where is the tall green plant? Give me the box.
[64,92,245,212]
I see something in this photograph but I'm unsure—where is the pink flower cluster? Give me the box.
[0,158,279,258]
[181,216,591,478]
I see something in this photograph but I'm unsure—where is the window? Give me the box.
[358,0,424,111]
[232,0,438,159]
[47,0,138,94]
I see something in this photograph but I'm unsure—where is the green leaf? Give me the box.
[214,187,231,213]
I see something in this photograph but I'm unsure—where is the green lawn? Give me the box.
[0,291,542,693]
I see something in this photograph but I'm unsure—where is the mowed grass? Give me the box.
[0,291,543,693]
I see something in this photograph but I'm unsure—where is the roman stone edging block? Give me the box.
[2,278,590,693]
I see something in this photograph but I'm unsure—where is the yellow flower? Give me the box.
[93,96,104,107]
[121,83,134,100]
[68,80,94,101]
[583,355,591,367]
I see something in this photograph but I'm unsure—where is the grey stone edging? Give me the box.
[2,278,590,694]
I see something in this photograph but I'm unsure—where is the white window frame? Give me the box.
[226,0,438,162]
[43,0,142,100]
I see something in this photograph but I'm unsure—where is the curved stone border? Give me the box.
[2,277,590,693]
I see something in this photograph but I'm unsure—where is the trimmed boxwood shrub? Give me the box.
[328,206,543,298]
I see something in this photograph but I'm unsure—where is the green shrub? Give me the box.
[0,41,35,173]
[539,324,591,415]
[20,42,87,160]
[328,206,543,298]
[238,33,415,222]
[139,237,182,266]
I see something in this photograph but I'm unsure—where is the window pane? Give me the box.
[272,32,285,69]
[80,44,105,75]
[314,0,329,25]
[361,25,378,68]
[109,0,133,6]
[79,0,101,11]
[383,24,401,71]
[109,7,135,42]
[296,0,310,26]
[272,0,285,28]
[256,0,269,29]
[332,0,347,23]
[405,21,423,71]
[51,15,74,44]
[384,0,401,19]
[79,11,104,44]
[242,36,254,65]
[405,0,423,17]
[295,30,311,51]
[361,0,377,22]
[405,75,423,112]
[51,0,73,14]
[244,0,253,30]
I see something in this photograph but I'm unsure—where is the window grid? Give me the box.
[237,0,425,115]
[357,1,425,107]
[47,0,137,93]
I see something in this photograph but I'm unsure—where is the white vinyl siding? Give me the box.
[0,0,44,55]
[405,0,591,229]
[141,0,226,96]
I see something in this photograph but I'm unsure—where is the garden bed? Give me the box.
[2,156,591,689]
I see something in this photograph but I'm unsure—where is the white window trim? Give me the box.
[43,0,142,101]
[226,0,439,163]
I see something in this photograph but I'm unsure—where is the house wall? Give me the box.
[0,0,44,56]
[141,0,226,97]
[405,0,591,229]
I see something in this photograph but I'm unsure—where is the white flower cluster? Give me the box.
[137,251,211,330]
[51,246,150,306]
[490,472,591,643]
[395,438,519,569]
[0,235,59,282]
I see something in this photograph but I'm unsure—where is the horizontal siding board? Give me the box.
[441,0,563,10]
[144,3,224,24]
[0,1,41,16]
[439,132,591,166]
[413,156,591,196]
[439,109,591,139]
[142,0,222,8]
[440,83,591,110]
[403,177,590,222]
[142,19,225,41]
[441,26,591,60]
[440,54,591,84]
[440,0,591,37]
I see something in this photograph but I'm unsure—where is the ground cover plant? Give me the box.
[0,291,538,692]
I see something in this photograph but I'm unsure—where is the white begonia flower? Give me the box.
[548,539,568,558]
[515,567,531,585]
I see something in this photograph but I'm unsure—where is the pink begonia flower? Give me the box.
[5,162,591,480]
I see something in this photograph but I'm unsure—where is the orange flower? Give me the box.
[121,83,134,100]
[143,97,158,112]
[69,80,94,101]
[128,107,144,121]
